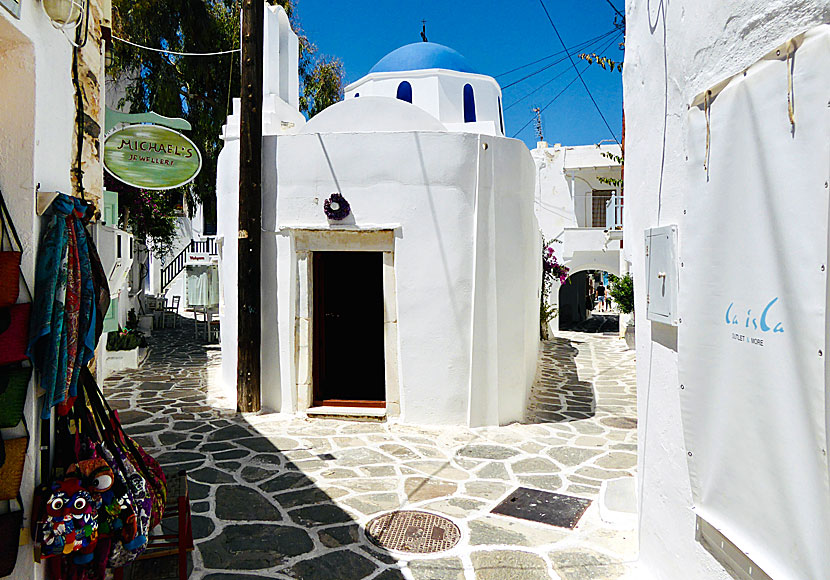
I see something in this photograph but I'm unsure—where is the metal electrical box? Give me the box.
[645,225,678,325]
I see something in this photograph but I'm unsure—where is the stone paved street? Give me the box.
[106,321,639,579]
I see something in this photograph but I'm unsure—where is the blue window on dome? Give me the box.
[397,81,412,103]
[463,84,476,123]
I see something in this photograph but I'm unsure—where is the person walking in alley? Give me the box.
[596,282,607,312]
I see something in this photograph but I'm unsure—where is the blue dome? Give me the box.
[369,42,478,75]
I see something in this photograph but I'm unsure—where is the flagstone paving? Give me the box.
[107,321,639,579]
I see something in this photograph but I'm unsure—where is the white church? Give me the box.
[216,5,540,426]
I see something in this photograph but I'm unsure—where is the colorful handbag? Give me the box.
[0,303,31,366]
[82,368,166,528]
[0,497,23,578]
[0,252,21,309]
[0,190,24,309]
[99,444,149,567]
[0,435,28,500]
[0,366,31,428]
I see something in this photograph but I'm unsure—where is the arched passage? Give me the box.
[557,269,620,333]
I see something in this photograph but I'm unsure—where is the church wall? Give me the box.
[347,76,441,116]
[266,130,537,425]
[492,137,540,424]
[274,131,477,424]
[435,74,503,133]
[346,72,504,135]
[624,0,830,578]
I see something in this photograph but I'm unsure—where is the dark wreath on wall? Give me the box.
[323,193,351,221]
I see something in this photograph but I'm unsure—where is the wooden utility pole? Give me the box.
[237,0,263,412]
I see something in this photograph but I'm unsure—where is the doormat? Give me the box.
[491,487,592,529]
[365,510,461,553]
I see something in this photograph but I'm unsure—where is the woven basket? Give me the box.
[0,437,28,500]
[0,303,30,366]
[0,366,30,429]
[0,251,21,308]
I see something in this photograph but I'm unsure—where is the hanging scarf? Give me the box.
[61,219,81,408]
[29,194,97,419]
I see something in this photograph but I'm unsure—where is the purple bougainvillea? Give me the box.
[324,193,351,220]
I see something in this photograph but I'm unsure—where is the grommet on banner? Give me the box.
[680,384,685,390]
[688,451,693,457]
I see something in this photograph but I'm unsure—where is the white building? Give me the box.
[626,1,830,579]
[0,0,110,577]
[531,141,624,329]
[216,5,539,426]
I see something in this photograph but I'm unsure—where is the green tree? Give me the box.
[108,0,343,229]
[607,273,634,314]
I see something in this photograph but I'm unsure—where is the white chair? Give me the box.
[194,305,219,342]
[162,295,181,328]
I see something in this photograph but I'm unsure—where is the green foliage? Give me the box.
[540,239,567,339]
[107,327,147,351]
[109,0,343,228]
[607,273,634,314]
[118,188,180,258]
[598,150,623,188]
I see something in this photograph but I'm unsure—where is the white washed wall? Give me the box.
[270,129,538,426]
[624,1,830,578]
[0,3,76,580]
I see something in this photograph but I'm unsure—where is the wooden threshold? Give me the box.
[313,399,386,408]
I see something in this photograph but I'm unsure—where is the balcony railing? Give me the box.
[605,193,623,230]
[161,237,218,289]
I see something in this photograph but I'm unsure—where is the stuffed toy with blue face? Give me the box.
[40,477,99,564]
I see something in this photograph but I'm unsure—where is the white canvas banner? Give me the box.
[680,25,830,580]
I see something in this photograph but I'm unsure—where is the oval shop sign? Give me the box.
[104,124,202,190]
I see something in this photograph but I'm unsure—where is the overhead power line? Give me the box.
[113,35,240,56]
[500,29,618,90]
[603,0,625,19]
[504,33,621,113]
[511,67,586,138]
[495,29,616,78]
[536,0,620,144]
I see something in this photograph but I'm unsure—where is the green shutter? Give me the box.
[103,297,119,333]
[103,191,119,227]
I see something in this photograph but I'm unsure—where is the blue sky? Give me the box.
[296,0,624,149]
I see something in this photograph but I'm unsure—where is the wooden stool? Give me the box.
[114,470,193,580]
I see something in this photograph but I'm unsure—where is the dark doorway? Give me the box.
[313,251,385,407]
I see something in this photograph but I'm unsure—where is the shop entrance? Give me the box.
[312,251,385,407]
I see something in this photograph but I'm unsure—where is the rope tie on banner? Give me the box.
[703,90,712,177]
[786,40,795,129]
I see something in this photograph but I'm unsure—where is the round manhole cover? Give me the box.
[365,510,461,554]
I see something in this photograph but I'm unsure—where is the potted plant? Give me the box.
[607,273,635,348]
[103,323,148,377]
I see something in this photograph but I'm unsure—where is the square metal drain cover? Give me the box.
[492,487,592,529]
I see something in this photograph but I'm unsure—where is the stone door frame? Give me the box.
[291,228,400,419]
